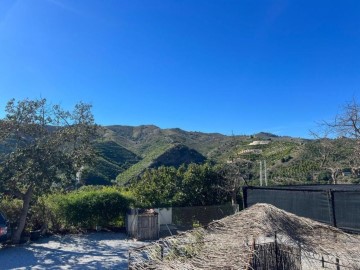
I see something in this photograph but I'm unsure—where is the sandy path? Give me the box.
[0,232,147,270]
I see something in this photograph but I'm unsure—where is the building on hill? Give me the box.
[249,140,270,146]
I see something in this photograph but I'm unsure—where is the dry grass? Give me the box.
[129,203,360,269]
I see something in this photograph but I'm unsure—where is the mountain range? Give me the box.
[82,125,321,186]
[2,124,357,186]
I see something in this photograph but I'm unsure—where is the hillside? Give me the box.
[99,125,311,185]
[150,144,206,168]
[105,126,360,185]
[104,125,230,158]
[81,141,141,185]
[1,124,359,186]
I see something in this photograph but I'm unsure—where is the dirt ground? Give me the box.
[0,232,147,269]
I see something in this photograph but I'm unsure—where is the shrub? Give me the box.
[317,170,332,182]
[0,196,22,225]
[27,197,48,231]
[0,196,56,232]
[45,187,132,230]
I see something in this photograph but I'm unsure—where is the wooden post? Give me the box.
[275,233,278,270]
[242,186,248,209]
[321,256,324,268]
[336,258,340,270]
[246,238,256,270]
[160,244,164,260]
[327,190,337,227]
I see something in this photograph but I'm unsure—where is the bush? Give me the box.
[45,187,132,231]
[27,197,48,231]
[0,196,22,224]
[317,171,332,182]
[0,196,53,233]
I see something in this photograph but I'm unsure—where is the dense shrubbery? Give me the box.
[0,196,48,233]
[0,196,23,225]
[1,163,240,234]
[44,187,132,231]
[130,163,235,208]
[1,187,133,233]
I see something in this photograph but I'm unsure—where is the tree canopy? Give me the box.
[130,163,246,208]
[0,98,97,243]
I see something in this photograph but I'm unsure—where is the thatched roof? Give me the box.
[129,203,360,269]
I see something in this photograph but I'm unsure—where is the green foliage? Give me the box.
[317,170,332,182]
[0,98,98,243]
[269,160,320,183]
[94,141,140,165]
[116,143,173,185]
[27,197,48,231]
[180,163,226,206]
[131,163,231,208]
[82,157,124,185]
[150,144,206,168]
[131,166,180,207]
[45,187,132,230]
[81,141,141,185]
[0,196,51,232]
[262,141,298,162]
[0,196,22,224]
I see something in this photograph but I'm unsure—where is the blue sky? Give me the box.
[0,0,359,138]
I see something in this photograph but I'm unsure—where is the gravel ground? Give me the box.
[0,232,147,270]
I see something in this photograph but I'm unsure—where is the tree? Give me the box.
[180,163,226,206]
[217,159,252,205]
[306,137,354,184]
[131,163,230,207]
[0,98,97,243]
[310,99,360,184]
[328,98,360,139]
[328,99,360,169]
[131,166,181,207]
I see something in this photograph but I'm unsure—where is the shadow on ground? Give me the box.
[0,232,147,269]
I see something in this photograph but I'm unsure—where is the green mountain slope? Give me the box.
[81,141,141,185]
[2,124,358,186]
[115,142,173,185]
[115,143,207,185]
[102,125,314,185]
[150,144,206,168]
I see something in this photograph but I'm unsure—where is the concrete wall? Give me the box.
[156,208,172,225]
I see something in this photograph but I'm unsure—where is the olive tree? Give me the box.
[0,98,97,243]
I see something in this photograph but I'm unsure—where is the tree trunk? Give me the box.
[331,170,339,185]
[12,186,33,244]
[231,189,237,205]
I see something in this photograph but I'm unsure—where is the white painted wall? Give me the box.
[155,208,172,225]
